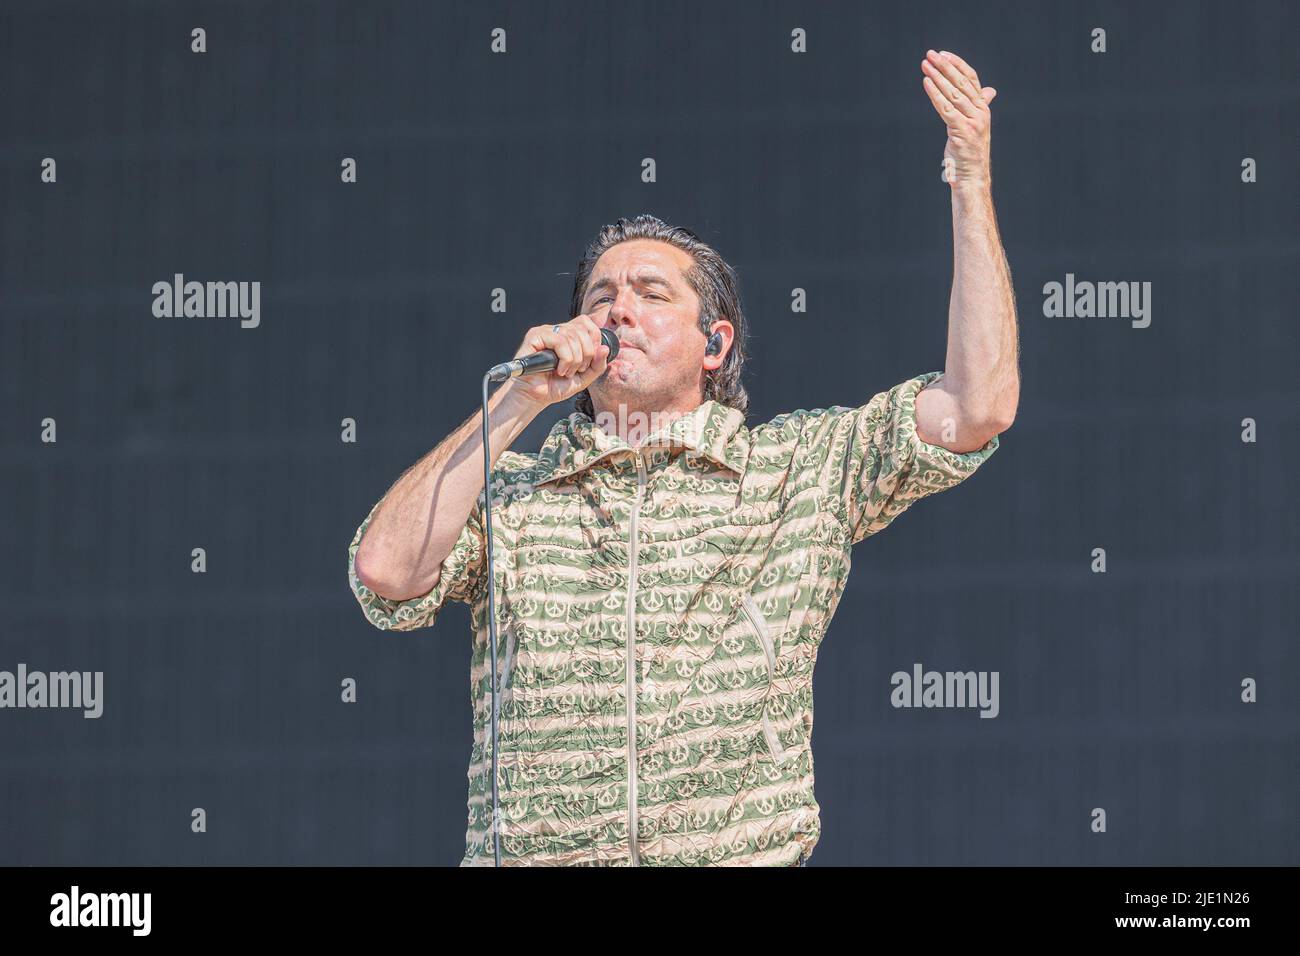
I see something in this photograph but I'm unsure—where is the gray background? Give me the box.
[1,0,1296,865]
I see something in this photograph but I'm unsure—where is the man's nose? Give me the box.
[606,294,638,330]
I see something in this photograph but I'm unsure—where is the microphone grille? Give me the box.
[600,327,621,360]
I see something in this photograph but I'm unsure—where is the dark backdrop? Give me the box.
[1,0,1296,865]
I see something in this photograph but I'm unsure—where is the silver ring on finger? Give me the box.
[552,324,560,333]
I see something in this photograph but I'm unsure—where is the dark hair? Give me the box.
[570,214,750,418]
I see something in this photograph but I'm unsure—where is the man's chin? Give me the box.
[591,366,635,393]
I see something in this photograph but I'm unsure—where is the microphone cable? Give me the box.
[480,371,504,867]
[477,329,618,866]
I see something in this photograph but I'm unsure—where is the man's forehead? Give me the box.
[588,240,692,287]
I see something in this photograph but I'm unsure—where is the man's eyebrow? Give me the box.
[585,272,677,299]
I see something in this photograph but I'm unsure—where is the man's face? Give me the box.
[580,239,707,410]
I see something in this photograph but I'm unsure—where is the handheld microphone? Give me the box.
[488,328,621,382]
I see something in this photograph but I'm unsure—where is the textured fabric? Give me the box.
[347,370,999,866]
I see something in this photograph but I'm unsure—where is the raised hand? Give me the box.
[921,49,997,189]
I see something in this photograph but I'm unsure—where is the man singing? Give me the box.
[348,49,1018,866]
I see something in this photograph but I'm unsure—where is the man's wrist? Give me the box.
[951,177,992,199]
[491,381,547,426]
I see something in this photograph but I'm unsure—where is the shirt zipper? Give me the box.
[626,451,647,866]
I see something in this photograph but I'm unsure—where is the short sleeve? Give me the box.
[347,491,489,632]
[799,370,1000,545]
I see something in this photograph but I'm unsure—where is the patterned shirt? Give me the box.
[347,370,999,866]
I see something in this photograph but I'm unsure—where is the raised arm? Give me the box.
[915,49,1020,453]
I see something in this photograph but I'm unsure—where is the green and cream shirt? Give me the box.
[347,370,999,866]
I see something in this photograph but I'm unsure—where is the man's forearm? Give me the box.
[354,384,541,602]
[914,182,1020,452]
[943,181,1019,430]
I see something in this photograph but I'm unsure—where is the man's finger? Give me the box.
[573,326,596,373]
[922,75,958,122]
[922,58,982,120]
[940,51,984,97]
[554,331,577,376]
[582,342,611,382]
[563,327,588,376]
[931,50,983,106]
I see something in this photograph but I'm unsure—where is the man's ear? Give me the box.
[703,320,734,365]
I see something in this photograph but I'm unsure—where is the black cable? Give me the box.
[481,371,502,867]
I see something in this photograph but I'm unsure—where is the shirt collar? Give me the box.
[530,399,749,487]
